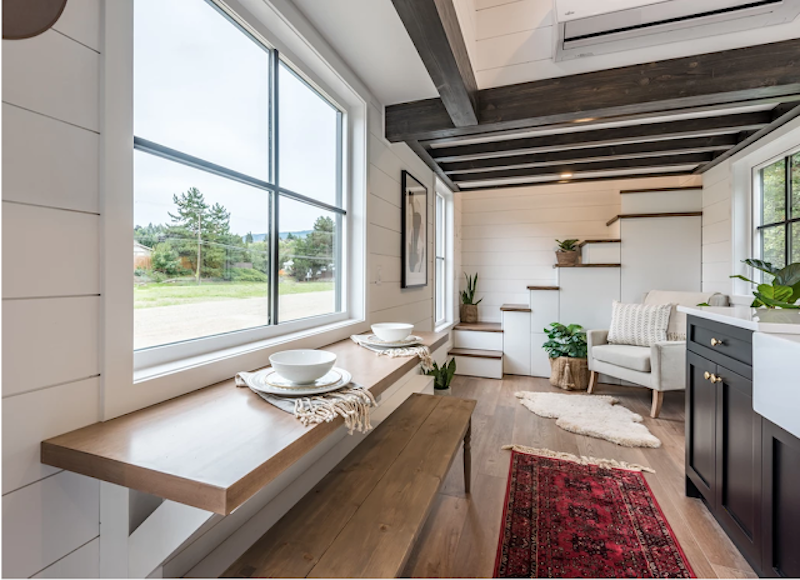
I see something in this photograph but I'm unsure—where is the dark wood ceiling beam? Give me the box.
[694,103,800,174]
[456,171,695,191]
[386,38,800,142]
[449,152,712,183]
[429,112,770,162]
[439,135,737,173]
[391,0,478,127]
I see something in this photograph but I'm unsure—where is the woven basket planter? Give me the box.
[556,250,580,266]
[460,304,479,323]
[549,357,590,391]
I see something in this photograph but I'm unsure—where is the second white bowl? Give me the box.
[269,349,337,384]
[371,322,414,343]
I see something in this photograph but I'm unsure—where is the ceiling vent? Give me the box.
[555,0,800,61]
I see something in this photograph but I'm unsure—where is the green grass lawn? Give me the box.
[134,279,334,309]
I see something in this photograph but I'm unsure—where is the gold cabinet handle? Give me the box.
[709,373,723,384]
[710,338,724,347]
[704,371,711,380]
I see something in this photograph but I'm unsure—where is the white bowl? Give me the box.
[371,323,414,343]
[269,350,337,384]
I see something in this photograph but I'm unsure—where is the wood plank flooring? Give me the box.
[402,375,757,578]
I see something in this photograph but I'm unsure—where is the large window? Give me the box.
[756,151,800,273]
[133,0,344,353]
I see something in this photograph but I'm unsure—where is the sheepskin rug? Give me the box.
[515,392,662,448]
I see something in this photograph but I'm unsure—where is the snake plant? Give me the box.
[461,272,482,305]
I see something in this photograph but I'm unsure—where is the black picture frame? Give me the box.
[401,170,428,289]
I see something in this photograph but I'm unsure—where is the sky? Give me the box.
[133,0,340,235]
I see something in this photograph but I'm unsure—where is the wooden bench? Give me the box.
[222,393,476,578]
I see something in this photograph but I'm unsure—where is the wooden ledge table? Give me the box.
[40,331,449,516]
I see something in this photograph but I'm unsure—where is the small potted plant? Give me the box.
[731,258,800,309]
[555,239,580,266]
[425,358,457,395]
[460,272,482,323]
[543,322,590,390]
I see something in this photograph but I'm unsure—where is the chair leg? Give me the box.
[587,371,597,394]
[650,390,664,418]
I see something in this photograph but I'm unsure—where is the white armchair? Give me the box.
[587,291,729,418]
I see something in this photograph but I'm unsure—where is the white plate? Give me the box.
[362,334,423,348]
[247,367,353,397]
[266,368,343,389]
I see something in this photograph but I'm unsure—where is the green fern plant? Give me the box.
[425,358,457,390]
[730,259,800,309]
[542,323,588,359]
[461,272,482,306]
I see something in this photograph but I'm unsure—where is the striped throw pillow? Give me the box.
[607,301,672,347]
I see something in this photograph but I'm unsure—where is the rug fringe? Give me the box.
[501,444,655,473]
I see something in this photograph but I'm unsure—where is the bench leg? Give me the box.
[464,418,472,495]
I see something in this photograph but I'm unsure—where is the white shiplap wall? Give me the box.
[2,1,103,578]
[701,161,734,295]
[367,104,436,333]
[460,176,701,322]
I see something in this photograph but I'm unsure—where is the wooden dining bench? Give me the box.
[222,393,476,578]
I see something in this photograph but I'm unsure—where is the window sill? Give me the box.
[434,320,456,335]
[134,316,366,385]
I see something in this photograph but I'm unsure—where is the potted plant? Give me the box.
[555,239,580,266]
[543,322,590,390]
[731,259,800,309]
[460,272,482,323]
[425,358,457,395]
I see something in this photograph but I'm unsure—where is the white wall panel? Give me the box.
[3,297,100,396]
[620,217,702,303]
[502,311,530,375]
[3,377,100,494]
[2,104,99,213]
[620,189,702,213]
[2,471,100,579]
[475,0,553,40]
[2,30,100,131]
[702,197,731,226]
[33,538,100,579]
[559,268,621,331]
[529,289,559,332]
[530,333,551,378]
[3,202,100,298]
[52,0,102,51]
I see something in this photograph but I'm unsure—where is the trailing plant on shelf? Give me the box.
[542,322,590,391]
[730,259,800,309]
[460,272,482,323]
[555,239,581,266]
[425,358,457,392]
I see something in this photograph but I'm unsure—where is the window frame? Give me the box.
[753,147,800,278]
[434,180,455,331]
[102,0,370,420]
[132,2,349,371]
[434,191,446,326]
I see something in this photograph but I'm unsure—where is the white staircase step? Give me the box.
[449,348,503,380]
[453,323,503,350]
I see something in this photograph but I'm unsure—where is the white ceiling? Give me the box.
[291,0,800,108]
[290,0,438,106]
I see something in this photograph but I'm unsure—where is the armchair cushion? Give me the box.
[650,340,687,391]
[592,344,652,373]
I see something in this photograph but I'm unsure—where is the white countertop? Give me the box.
[677,305,800,334]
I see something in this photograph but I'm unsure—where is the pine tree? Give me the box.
[167,187,213,284]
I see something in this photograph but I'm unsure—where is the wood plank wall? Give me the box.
[459,176,701,322]
[701,161,735,295]
[2,1,103,578]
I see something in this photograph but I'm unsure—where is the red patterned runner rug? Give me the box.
[494,447,695,578]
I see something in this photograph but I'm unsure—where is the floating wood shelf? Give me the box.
[41,332,450,515]
[500,303,531,312]
[454,322,503,333]
[554,263,622,268]
[606,212,702,226]
[577,239,621,248]
[527,285,559,290]
[449,348,503,359]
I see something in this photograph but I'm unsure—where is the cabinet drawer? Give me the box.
[688,316,752,368]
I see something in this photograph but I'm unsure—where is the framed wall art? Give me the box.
[401,170,428,288]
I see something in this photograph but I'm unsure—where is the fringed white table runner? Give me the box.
[350,334,434,371]
[235,372,376,435]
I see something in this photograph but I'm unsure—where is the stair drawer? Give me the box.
[453,329,502,351]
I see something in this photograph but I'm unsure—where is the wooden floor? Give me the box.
[402,375,757,579]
